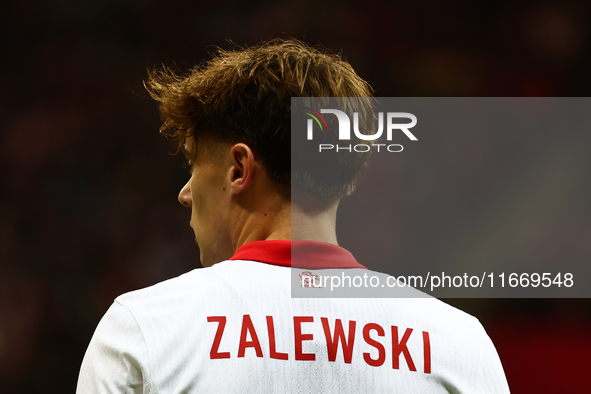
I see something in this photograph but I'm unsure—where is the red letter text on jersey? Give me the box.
[238,314,263,357]
[423,331,431,374]
[363,323,386,367]
[392,326,416,371]
[294,316,315,361]
[266,316,288,360]
[207,316,231,359]
[321,317,356,363]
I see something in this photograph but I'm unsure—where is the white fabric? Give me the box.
[77,260,510,393]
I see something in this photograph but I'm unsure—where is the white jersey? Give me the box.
[77,240,509,393]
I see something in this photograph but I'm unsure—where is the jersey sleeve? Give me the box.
[476,321,511,393]
[76,301,151,394]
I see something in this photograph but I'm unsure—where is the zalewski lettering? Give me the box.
[207,314,431,373]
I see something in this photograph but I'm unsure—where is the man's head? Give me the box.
[147,39,373,198]
[146,39,374,265]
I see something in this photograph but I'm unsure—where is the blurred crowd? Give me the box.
[1,0,590,392]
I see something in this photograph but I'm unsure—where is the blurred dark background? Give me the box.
[1,0,590,392]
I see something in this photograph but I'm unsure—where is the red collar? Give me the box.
[229,240,367,269]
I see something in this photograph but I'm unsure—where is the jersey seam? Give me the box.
[115,299,154,394]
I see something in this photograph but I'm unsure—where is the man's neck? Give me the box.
[290,193,339,244]
[231,187,340,251]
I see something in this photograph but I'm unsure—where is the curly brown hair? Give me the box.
[146,38,374,198]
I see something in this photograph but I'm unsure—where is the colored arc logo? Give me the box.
[303,107,329,131]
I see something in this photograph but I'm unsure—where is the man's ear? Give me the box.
[229,143,255,194]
